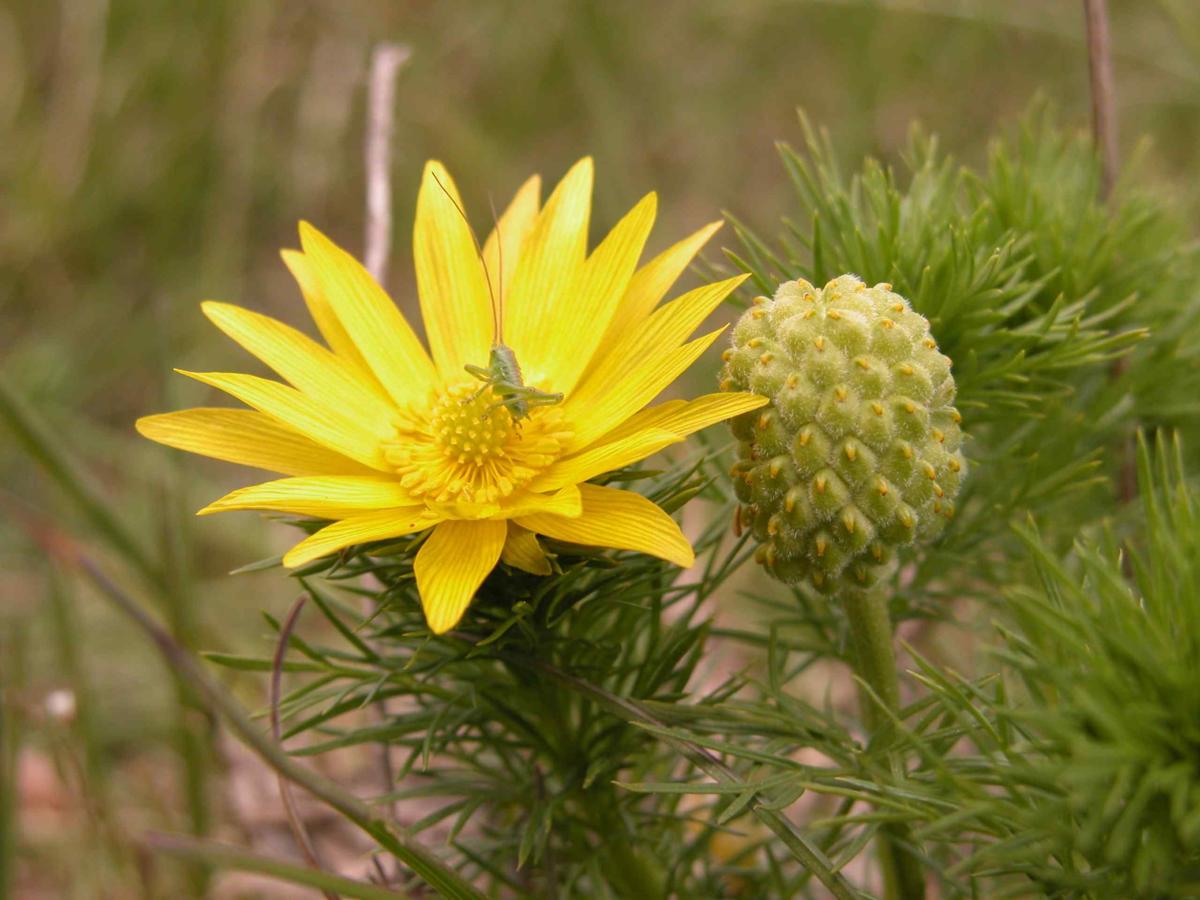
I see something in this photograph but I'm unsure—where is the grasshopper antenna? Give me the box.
[488,193,504,343]
[430,171,501,343]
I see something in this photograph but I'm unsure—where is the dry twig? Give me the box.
[270,595,339,900]
[364,43,412,285]
[1083,0,1119,201]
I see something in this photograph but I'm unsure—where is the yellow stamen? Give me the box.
[383,382,568,505]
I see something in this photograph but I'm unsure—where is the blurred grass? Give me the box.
[1,0,1198,894]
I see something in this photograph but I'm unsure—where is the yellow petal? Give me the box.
[198,475,415,517]
[504,158,593,384]
[482,174,541,310]
[563,273,749,450]
[542,192,657,394]
[299,222,437,410]
[414,519,507,634]
[497,485,583,519]
[599,219,723,350]
[414,161,496,377]
[500,523,551,575]
[528,428,681,493]
[201,301,396,429]
[574,273,748,401]
[561,328,727,452]
[280,249,378,381]
[602,392,770,444]
[136,408,376,477]
[283,507,442,567]
[516,483,694,567]
[176,370,389,471]
[433,485,581,522]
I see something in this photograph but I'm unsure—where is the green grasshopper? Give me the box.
[432,173,563,422]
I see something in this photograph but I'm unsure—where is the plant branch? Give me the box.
[1083,0,1119,200]
[0,376,163,592]
[71,551,485,900]
[489,648,859,900]
[843,589,925,900]
[361,42,410,834]
[364,42,410,284]
[144,833,409,900]
[1083,0,1138,508]
[271,595,338,900]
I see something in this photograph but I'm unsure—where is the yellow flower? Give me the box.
[137,158,767,633]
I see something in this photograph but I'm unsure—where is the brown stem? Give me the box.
[1084,0,1119,201]
[361,40,411,838]
[1084,0,1138,507]
[271,595,338,900]
[364,43,411,285]
[70,551,484,899]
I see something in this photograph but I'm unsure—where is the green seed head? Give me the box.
[722,276,966,593]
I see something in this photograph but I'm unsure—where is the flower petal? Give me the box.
[504,158,593,384]
[198,475,415,517]
[560,328,726,452]
[599,219,723,350]
[543,192,657,394]
[500,524,551,575]
[497,485,583,519]
[414,519,507,634]
[201,301,396,428]
[573,274,749,402]
[280,249,378,381]
[528,428,681,493]
[415,161,496,377]
[299,222,437,410]
[602,392,770,444]
[563,273,749,450]
[482,175,541,304]
[176,370,389,470]
[282,508,442,568]
[136,408,376,477]
[516,483,694,567]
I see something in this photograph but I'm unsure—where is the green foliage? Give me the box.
[212,459,844,898]
[727,105,1199,606]
[6,2,1199,889]
[191,110,1200,899]
[881,433,1200,897]
[986,434,1200,894]
[572,434,1200,899]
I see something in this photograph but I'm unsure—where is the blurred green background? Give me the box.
[2,0,1198,895]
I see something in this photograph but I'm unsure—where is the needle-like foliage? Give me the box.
[211,457,857,897]
[725,104,1198,606]
[201,108,1200,898]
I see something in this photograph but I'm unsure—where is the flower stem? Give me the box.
[842,588,925,900]
[601,809,667,900]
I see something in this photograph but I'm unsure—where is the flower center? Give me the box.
[383,383,571,508]
[431,384,515,466]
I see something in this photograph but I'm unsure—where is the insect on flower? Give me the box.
[137,157,770,634]
[430,172,564,422]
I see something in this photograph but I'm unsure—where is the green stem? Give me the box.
[843,589,925,900]
[0,377,164,590]
[0,627,27,900]
[145,832,409,899]
[78,555,485,900]
[598,795,667,899]
[159,460,213,894]
[490,650,858,900]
